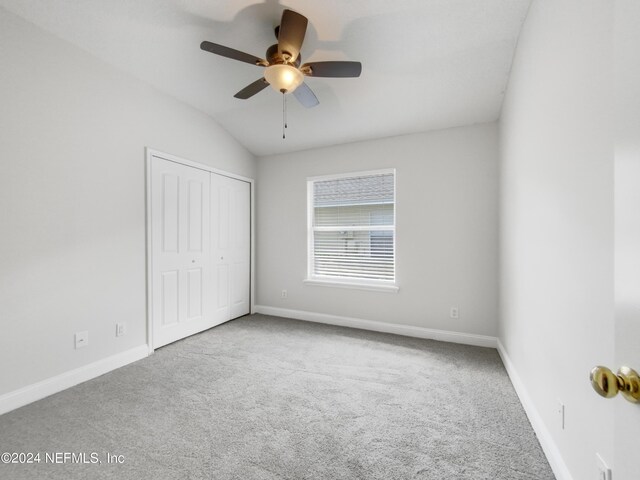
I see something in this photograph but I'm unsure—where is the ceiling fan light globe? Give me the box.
[264,64,303,93]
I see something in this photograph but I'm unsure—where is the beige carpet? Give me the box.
[0,314,555,479]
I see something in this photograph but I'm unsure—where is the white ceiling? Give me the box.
[0,0,531,156]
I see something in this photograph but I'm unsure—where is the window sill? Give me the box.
[303,278,399,293]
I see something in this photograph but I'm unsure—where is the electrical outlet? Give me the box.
[450,306,459,319]
[116,323,126,337]
[75,331,88,349]
[281,289,288,299]
[557,400,565,430]
[596,453,612,480]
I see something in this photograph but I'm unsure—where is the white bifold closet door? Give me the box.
[150,156,250,349]
[211,172,251,322]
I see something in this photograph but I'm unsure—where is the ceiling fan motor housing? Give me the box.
[266,44,301,67]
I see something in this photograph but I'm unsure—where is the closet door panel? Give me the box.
[211,173,250,322]
[230,179,251,318]
[151,156,212,348]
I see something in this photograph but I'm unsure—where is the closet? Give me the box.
[149,154,251,348]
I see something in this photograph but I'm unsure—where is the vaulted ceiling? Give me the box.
[0,0,531,156]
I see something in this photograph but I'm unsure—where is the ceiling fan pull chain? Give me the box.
[282,91,286,139]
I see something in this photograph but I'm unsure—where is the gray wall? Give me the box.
[0,9,256,396]
[256,123,499,336]
[499,0,614,478]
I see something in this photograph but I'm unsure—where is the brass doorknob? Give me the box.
[590,365,640,403]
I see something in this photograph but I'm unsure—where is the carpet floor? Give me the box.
[0,314,555,479]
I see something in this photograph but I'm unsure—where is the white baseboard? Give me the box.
[254,305,497,348]
[497,339,573,480]
[0,345,149,416]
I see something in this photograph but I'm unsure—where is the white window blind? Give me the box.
[308,171,395,284]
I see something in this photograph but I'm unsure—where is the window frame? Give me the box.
[304,169,399,293]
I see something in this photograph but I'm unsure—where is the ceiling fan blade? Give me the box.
[301,61,362,78]
[293,82,319,108]
[200,41,267,67]
[234,78,269,99]
[277,9,308,62]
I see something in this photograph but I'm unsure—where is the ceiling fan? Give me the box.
[200,9,362,108]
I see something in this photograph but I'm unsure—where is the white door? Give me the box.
[613,1,640,477]
[211,173,251,322]
[150,156,212,348]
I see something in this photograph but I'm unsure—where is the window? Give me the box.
[306,170,397,292]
